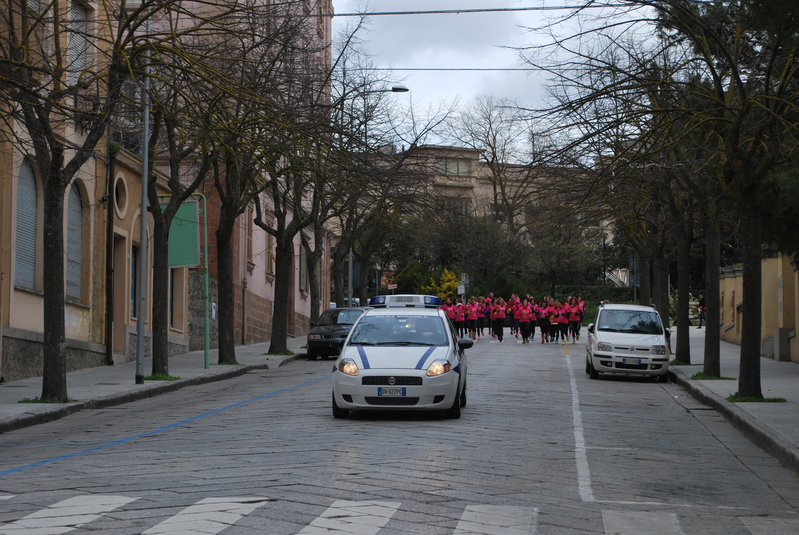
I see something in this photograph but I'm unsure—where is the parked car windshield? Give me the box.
[349,316,448,346]
[317,309,364,326]
[597,310,663,334]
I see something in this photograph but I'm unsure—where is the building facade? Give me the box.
[720,256,799,362]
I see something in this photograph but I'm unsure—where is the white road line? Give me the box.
[453,505,538,535]
[142,497,271,534]
[298,500,401,535]
[0,496,13,501]
[0,495,137,534]
[740,516,799,534]
[565,353,595,502]
[602,511,683,535]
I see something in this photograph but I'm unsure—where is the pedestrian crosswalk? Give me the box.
[0,495,137,534]
[1,494,797,534]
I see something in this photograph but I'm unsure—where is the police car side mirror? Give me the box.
[587,324,594,334]
[458,339,474,351]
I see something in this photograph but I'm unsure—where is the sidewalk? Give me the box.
[0,336,307,435]
[669,327,799,477]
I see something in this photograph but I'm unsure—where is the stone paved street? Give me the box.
[1,337,799,534]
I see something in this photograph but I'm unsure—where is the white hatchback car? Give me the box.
[585,303,670,382]
[332,307,472,418]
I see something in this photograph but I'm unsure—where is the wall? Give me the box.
[719,258,799,362]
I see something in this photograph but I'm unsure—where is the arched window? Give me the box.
[66,185,83,301]
[15,159,37,291]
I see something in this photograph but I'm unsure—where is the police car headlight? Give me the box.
[652,345,667,355]
[338,358,359,376]
[426,360,452,376]
[597,342,613,352]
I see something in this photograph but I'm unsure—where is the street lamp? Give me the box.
[346,83,409,308]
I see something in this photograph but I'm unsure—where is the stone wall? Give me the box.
[1,327,105,383]
[122,326,189,364]
[188,271,219,351]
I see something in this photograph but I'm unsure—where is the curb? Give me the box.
[0,354,301,436]
[669,367,799,477]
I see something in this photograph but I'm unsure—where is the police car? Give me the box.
[331,306,471,418]
[367,294,443,308]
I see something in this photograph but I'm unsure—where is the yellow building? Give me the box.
[720,256,799,362]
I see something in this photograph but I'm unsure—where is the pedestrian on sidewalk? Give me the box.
[697,294,706,329]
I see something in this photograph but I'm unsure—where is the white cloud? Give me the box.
[332,0,550,110]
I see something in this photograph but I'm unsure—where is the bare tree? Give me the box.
[0,0,188,399]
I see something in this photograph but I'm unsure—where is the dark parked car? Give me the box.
[306,307,369,360]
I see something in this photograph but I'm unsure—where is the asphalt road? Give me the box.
[1,338,799,534]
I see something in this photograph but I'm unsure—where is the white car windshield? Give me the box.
[597,310,663,334]
[349,316,448,346]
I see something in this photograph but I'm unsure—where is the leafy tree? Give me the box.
[423,268,460,299]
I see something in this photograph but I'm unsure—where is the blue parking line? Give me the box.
[0,376,328,478]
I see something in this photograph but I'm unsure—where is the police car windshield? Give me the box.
[349,316,448,346]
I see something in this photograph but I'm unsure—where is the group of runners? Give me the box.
[439,294,586,345]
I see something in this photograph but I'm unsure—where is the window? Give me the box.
[444,196,471,215]
[66,185,83,301]
[299,238,308,292]
[169,268,185,329]
[437,158,471,176]
[317,0,326,38]
[68,2,89,86]
[15,160,37,291]
[265,220,275,276]
[246,207,253,263]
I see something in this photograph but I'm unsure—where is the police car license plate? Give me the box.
[622,358,642,365]
[377,387,406,396]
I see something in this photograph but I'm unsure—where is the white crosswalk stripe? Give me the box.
[740,516,799,534]
[142,497,271,534]
[10,495,774,534]
[0,495,138,535]
[453,505,538,535]
[297,500,401,534]
[602,511,683,535]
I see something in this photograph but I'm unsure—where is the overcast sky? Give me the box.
[330,1,560,113]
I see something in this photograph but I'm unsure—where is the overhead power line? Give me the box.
[360,68,532,71]
[331,4,632,17]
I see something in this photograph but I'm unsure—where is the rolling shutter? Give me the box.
[68,2,87,86]
[66,186,83,300]
[15,160,37,290]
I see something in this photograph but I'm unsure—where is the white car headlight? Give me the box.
[652,345,667,355]
[597,342,613,352]
[426,360,452,377]
[338,358,359,376]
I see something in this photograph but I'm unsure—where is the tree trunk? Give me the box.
[639,255,651,305]
[737,202,763,398]
[652,255,670,327]
[307,248,323,322]
[41,180,68,401]
[703,213,721,377]
[268,239,294,353]
[676,224,693,364]
[151,215,171,375]
[216,221,238,364]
